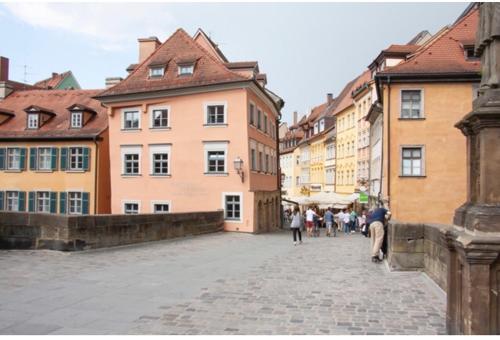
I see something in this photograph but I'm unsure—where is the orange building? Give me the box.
[96,29,284,233]
[375,6,480,224]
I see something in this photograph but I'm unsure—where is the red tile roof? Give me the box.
[383,44,420,54]
[0,90,107,139]
[379,7,479,76]
[34,71,72,89]
[331,70,371,116]
[98,28,249,97]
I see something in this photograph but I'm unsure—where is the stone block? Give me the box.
[388,252,424,271]
[391,238,424,253]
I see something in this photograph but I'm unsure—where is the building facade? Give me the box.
[96,28,283,233]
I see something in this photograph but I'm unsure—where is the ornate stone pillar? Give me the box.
[448,3,500,334]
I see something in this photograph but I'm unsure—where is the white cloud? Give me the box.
[4,3,177,51]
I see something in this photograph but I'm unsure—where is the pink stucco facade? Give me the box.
[107,86,280,233]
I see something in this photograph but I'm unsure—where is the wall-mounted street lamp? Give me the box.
[233,157,244,182]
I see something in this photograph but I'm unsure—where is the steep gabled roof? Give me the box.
[331,70,371,116]
[34,71,76,89]
[98,28,248,97]
[193,28,229,63]
[0,90,107,139]
[378,7,480,76]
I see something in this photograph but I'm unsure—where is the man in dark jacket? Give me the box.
[367,205,391,263]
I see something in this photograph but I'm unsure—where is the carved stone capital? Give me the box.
[456,89,500,136]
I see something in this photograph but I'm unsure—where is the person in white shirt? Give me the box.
[343,209,351,235]
[305,207,317,237]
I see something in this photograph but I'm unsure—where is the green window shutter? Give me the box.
[50,192,57,213]
[19,148,27,170]
[60,148,68,171]
[18,191,26,212]
[0,191,4,211]
[51,148,58,170]
[59,192,67,214]
[82,192,89,215]
[83,147,90,171]
[30,148,38,170]
[28,192,35,212]
[0,148,5,170]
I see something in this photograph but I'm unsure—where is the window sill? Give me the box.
[121,128,142,132]
[66,170,86,173]
[224,218,243,224]
[398,117,426,121]
[204,172,229,176]
[4,169,22,173]
[399,175,426,178]
[35,170,54,173]
[149,127,171,131]
[204,124,228,127]
[150,174,171,178]
[121,174,142,178]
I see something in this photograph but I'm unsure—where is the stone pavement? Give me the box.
[0,230,446,335]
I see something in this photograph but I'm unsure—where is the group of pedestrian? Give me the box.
[286,203,391,265]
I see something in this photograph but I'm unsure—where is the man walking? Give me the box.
[368,205,391,263]
[305,206,317,237]
[324,207,335,237]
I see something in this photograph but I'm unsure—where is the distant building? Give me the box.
[34,71,81,90]
[96,28,284,233]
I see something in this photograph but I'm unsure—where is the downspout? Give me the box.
[93,137,99,215]
[386,76,391,208]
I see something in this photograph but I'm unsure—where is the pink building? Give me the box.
[96,29,284,233]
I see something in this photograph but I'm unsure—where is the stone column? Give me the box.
[448,2,500,335]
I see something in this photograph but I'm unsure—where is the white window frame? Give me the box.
[149,66,164,77]
[38,147,52,171]
[67,191,83,215]
[221,192,243,223]
[6,148,21,170]
[68,147,84,171]
[151,200,171,213]
[203,141,228,175]
[6,191,19,211]
[71,111,83,128]
[149,105,170,129]
[400,145,426,177]
[204,101,227,126]
[121,107,141,130]
[27,113,39,129]
[120,145,142,176]
[36,191,51,213]
[178,64,194,76]
[149,144,171,176]
[122,200,141,214]
[400,88,425,119]
[249,101,256,126]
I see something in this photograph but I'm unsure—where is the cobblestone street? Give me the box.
[0,231,446,335]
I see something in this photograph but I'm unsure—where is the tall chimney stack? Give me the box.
[293,111,298,125]
[105,77,123,89]
[138,37,161,63]
[327,93,333,105]
[0,57,9,82]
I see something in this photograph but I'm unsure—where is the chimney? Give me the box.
[138,37,161,63]
[0,57,9,82]
[105,77,123,89]
[293,111,298,125]
[52,72,58,78]
[327,93,333,105]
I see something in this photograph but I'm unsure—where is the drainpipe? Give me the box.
[386,77,391,208]
[93,137,99,215]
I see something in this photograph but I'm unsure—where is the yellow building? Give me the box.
[0,89,110,214]
[375,7,479,224]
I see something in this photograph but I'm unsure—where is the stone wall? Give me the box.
[0,211,224,251]
[388,221,452,291]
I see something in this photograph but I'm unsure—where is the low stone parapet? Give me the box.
[0,211,224,251]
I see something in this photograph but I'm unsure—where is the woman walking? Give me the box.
[290,206,303,246]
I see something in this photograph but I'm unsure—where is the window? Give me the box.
[257,109,262,129]
[251,148,256,170]
[178,64,194,75]
[153,202,170,213]
[68,192,82,215]
[401,90,422,119]
[151,108,169,128]
[150,144,170,176]
[123,110,140,129]
[401,146,424,176]
[37,192,50,213]
[121,146,141,176]
[71,112,82,128]
[204,142,228,174]
[69,147,84,170]
[124,202,139,214]
[38,148,52,170]
[264,115,268,133]
[27,114,39,129]
[258,151,263,171]
[265,154,269,173]
[296,176,300,185]
[314,122,319,135]
[149,67,164,77]
[206,104,225,125]
[224,194,241,221]
[6,191,19,211]
[7,148,21,170]
[249,103,255,126]
[319,119,325,132]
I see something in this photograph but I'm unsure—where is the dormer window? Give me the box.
[149,66,164,77]
[464,45,479,60]
[178,64,194,76]
[71,111,83,128]
[27,113,39,129]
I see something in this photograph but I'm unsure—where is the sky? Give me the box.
[0,2,468,125]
